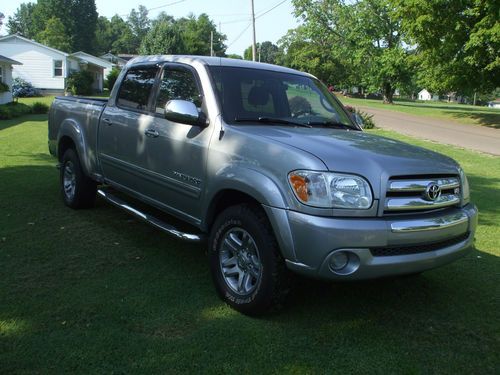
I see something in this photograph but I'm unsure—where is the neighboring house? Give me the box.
[0,55,22,104]
[487,99,500,109]
[71,51,114,89]
[0,34,107,94]
[100,52,128,69]
[418,89,439,101]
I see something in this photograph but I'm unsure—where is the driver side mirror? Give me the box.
[164,100,207,127]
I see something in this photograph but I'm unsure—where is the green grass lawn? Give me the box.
[1,116,499,373]
[17,91,110,107]
[339,96,500,129]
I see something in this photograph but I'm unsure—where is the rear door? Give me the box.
[97,64,159,194]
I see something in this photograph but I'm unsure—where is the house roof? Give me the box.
[71,51,114,69]
[100,53,128,65]
[0,34,70,57]
[0,55,22,65]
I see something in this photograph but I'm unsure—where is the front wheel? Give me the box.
[209,204,290,315]
[60,148,97,209]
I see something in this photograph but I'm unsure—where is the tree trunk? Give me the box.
[382,82,394,104]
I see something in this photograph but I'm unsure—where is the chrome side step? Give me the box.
[97,189,205,243]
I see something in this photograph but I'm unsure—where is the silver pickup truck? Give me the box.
[48,55,478,315]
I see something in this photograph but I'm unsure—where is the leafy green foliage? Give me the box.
[177,13,226,56]
[244,41,280,64]
[66,70,94,95]
[36,17,71,52]
[0,102,32,119]
[105,67,121,91]
[0,82,9,93]
[7,0,97,53]
[30,102,49,114]
[12,78,39,98]
[393,0,500,95]
[139,14,185,55]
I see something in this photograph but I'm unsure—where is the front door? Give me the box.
[144,63,213,222]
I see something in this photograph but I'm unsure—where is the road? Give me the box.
[357,106,500,156]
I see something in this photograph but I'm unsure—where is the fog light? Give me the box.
[329,251,349,271]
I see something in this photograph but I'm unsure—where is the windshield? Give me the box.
[209,66,355,129]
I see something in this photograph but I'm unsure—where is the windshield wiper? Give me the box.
[234,117,312,128]
[307,120,356,129]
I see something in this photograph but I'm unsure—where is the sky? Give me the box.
[0,0,301,56]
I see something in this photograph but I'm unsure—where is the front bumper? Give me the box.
[264,203,478,280]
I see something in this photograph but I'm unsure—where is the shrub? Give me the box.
[66,70,94,95]
[0,82,9,93]
[12,78,39,98]
[31,102,49,114]
[0,102,32,119]
[105,67,121,91]
[344,105,375,129]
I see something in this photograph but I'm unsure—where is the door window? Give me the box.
[117,67,158,111]
[155,67,202,114]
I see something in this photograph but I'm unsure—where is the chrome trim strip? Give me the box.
[385,194,460,211]
[97,189,205,242]
[390,212,468,233]
[388,177,459,192]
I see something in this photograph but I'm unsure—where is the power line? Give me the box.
[255,0,288,19]
[118,0,186,17]
[226,22,252,48]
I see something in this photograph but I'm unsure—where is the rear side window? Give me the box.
[117,67,158,111]
[155,67,202,114]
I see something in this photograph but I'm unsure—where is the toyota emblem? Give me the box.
[424,183,441,201]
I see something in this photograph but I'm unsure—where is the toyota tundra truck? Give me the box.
[48,55,478,315]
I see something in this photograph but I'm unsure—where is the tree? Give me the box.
[36,17,71,52]
[0,12,4,32]
[139,14,185,54]
[6,3,38,38]
[127,5,150,52]
[393,0,500,97]
[177,13,226,55]
[70,0,98,53]
[244,41,279,64]
[109,15,137,54]
[290,0,412,103]
[227,54,243,59]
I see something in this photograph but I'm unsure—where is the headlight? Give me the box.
[459,167,470,204]
[288,170,373,209]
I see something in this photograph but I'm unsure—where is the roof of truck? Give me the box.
[127,55,313,77]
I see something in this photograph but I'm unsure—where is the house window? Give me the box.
[54,60,63,77]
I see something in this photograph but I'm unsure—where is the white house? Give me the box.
[100,52,128,69]
[0,34,108,94]
[0,55,22,104]
[418,89,439,101]
[487,99,500,109]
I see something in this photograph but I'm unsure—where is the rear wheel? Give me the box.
[209,204,290,315]
[60,148,97,209]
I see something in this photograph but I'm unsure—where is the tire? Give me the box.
[60,148,97,209]
[209,204,290,315]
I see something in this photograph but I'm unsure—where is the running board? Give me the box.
[97,189,205,243]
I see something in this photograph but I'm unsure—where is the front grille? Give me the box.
[384,175,461,214]
[370,232,470,257]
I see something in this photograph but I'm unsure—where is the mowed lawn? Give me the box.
[339,96,500,129]
[0,115,499,373]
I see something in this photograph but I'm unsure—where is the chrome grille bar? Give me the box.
[385,194,460,211]
[388,177,459,192]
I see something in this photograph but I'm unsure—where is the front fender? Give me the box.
[57,119,92,176]
[202,166,298,262]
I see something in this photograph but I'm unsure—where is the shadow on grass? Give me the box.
[0,164,498,373]
[0,114,48,132]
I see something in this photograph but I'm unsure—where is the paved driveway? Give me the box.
[358,106,500,156]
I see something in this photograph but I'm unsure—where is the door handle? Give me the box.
[102,118,112,126]
[145,128,159,138]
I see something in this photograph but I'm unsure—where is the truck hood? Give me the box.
[234,126,460,196]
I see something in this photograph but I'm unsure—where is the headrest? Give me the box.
[248,86,271,106]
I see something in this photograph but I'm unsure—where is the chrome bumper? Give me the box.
[390,211,468,233]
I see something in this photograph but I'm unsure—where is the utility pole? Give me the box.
[210,31,214,56]
[251,0,256,61]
